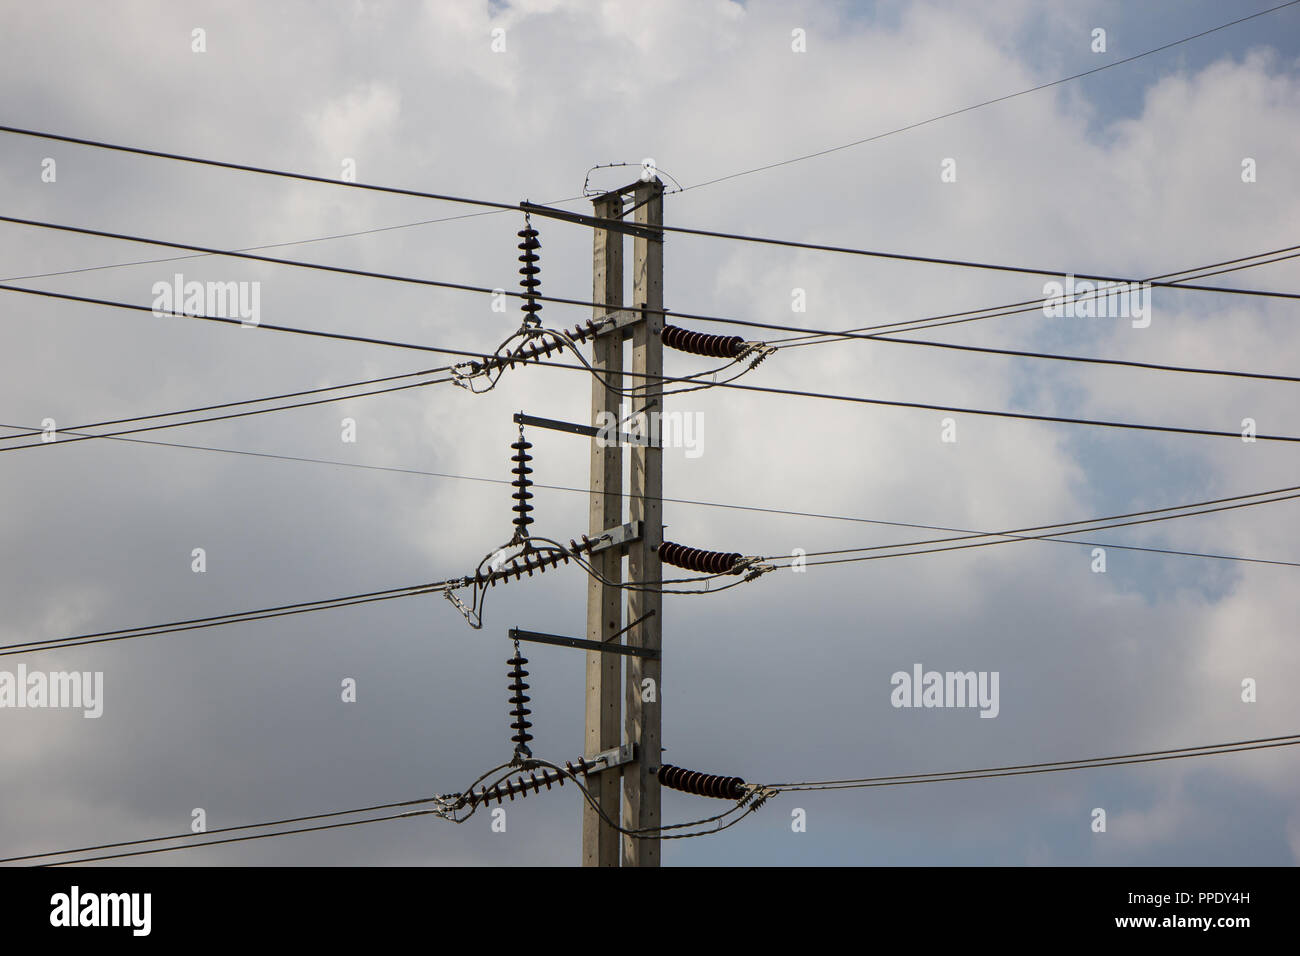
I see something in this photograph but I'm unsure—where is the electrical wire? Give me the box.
[0,375,453,451]
[524,360,1300,442]
[0,281,481,355]
[10,57,1300,300]
[0,198,587,285]
[0,366,451,444]
[650,222,1300,300]
[0,213,552,305]
[11,479,1296,660]
[0,794,449,865]
[16,757,763,865]
[21,732,1295,864]
[678,0,1300,193]
[0,126,524,212]
[6,215,1298,336]
[7,216,1297,394]
[774,246,1300,347]
[8,423,1289,573]
[770,491,1300,571]
[767,732,1300,791]
[0,580,460,658]
[767,485,1300,560]
[5,281,1295,443]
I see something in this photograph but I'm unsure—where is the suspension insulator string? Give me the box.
[507,637,533,762]
[510,423,534,542]
[517,212,542,329]
[464,757,596,807]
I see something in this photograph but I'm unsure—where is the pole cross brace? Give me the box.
[513,412,647,444]
[509,626,660,659]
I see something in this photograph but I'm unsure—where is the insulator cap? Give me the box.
[662,324,744,359]
[657,763,746,800]
[659,540,742,575]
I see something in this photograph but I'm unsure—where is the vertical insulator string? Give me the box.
[507,638,533,761]
[517,212,542,328]
[510,424,534,540]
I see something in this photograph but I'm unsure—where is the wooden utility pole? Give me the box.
[622,178,664,867]
[582,192,624,866]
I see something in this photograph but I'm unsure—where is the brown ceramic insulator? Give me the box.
[657,763,746,800]
[658,541,742,575]
[662,324,744,359]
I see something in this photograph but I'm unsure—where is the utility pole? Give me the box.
[484,182,751,866]
[582,192,624,866]
[622,178,664,867]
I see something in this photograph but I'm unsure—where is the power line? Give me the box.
[532,359,1300,442]
[44,806,445,867]
[8,481,1296,660]
[0,580,455,658]
[0,366,450,444]
[766,490,1300,568]
[0,374,453,451]
[680,246,1300,382]
[0,213,543,304]
[6,215,1296,387]
[0,125,523,212]
[21,731,1297,865]
[3,3,1287,299]
[9,423,1292,572]
[18,756,761,865]
[0,794,445,865]
[0,281,479,355]
[782,486,1300,557]
[0,199,586,285]
[773,246,1300,346]
[6,213,1299,320]
[652,220,1300,301]
[6,282,1297,443]
[680,0,1300,192]
[767,732,1300,791]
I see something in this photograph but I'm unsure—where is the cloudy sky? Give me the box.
[1,0,1298,866]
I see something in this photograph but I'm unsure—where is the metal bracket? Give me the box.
[591,309,644,340]
[514,411,598,438]
[586,742,637,773]
[588,520,641,556]
[512,410,651,446]
[509,626,660,659]
[522,201,662,242]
